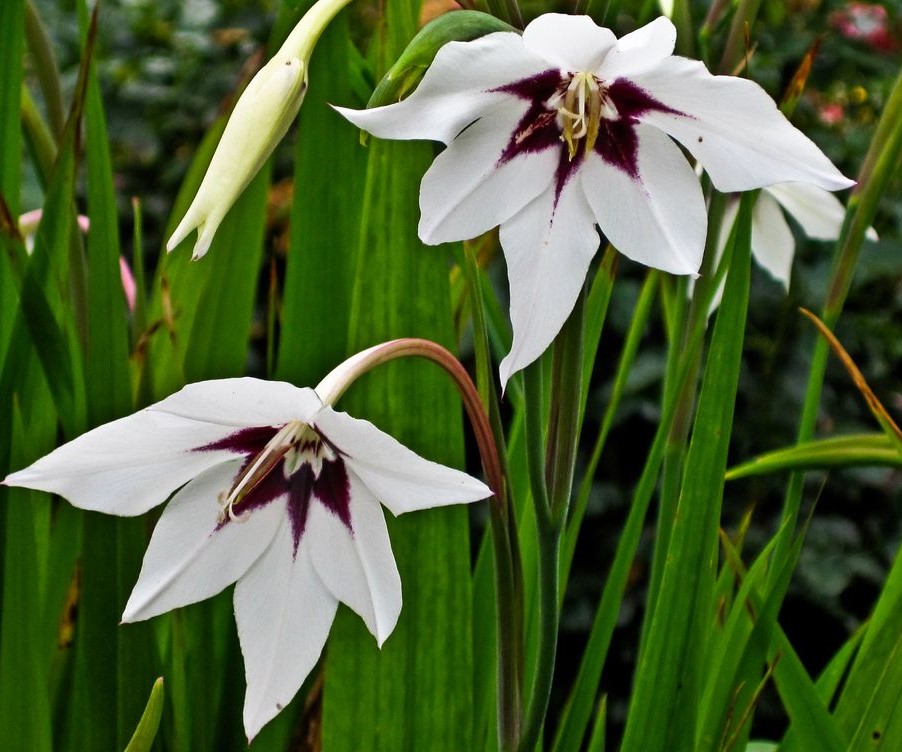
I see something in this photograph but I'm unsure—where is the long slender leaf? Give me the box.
[620,196,752,752]
[124,678,165,752]
[276,3,363,385]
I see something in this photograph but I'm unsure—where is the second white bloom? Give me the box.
[337,14,854,385]
[4,378,490,740]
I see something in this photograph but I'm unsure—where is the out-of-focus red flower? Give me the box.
[830,3,898,52]
[818,101,846,126]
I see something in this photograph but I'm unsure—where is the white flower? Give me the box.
[3,378,490,740]
[336,14,854,385]
[700,182,879,312]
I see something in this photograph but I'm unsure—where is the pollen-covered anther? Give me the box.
[559,72,610,160]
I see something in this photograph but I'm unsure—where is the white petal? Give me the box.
[334,31,548,145]
[236,525,338,742]
[497,176,601,386]
[765,182,877,241]
[312,407,491,516]
[150,378,321,428]
[4,412,238,516]
[597,17,677,79]
[2,379,319,516]
[632,57,854,192]
[418,99,558,244]
[122,460,284,622]
[581,125,706,275]
[750,191,795,289]
[307,476,401,645]
[522,14,617,72]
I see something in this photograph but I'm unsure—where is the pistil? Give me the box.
[220,420,320,520]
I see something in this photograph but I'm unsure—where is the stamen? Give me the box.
[558,72,605,160]
[223,421,307,518]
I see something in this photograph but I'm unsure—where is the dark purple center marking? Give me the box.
[197,425,352,557]
[492,72,686,203]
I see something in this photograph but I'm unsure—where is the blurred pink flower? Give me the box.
[831,3,897,52]
[818,102,846,126]
[18,209,136,311]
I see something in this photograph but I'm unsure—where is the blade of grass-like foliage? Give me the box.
[561,268,656,593]
[551,310,703,752]
[727,433,902,479]
[182,169,269,382]
[620,196,752,752]
[276,3,363,385]
[769,616,848,751]
[321,0,474,746]
[577,248,617,427]
[322,149,473,752]
[697,525,803,752]
[778,626,864,752]
[0,409,53,751]
[80,2,131,425]
[832,531,902,748]
[585,695,606,752]
[123,678,165,752]
[711,520,848,752]
[799,308,902,456]
[65,7,159,748]
[0,0,23,365]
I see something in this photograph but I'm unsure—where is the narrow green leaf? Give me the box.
[832,532,902,748]
[182,169,269,383]
[550,315,701,752]
[82,15,132,425]
[124,678,165,752]
[0,410,53,752]
[620,196,752,752]
[586,696,606,752]
[727,433,902,480]
[321,135,473,749]
[778,626,864,752]
[0,0,24,367]
[276,5,363,385]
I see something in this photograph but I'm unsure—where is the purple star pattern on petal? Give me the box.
[199,424,353,555]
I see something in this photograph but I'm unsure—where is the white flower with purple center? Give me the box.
[336,13,854,385]
[3,378,490,740]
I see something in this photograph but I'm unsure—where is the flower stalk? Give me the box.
[316,337,522,748]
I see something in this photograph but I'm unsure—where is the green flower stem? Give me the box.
[562,271,658,595]
[547,287,585,527]
[518,290,586,752]
[518,515,561,752]
[643,191,727,643]
[523,361,552,526]
[718,0,763,73]
[20,84,55,185]
[316,336,520,749]
[24,0,64,139]
[773,67,902,577]
[457,242,524,751]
